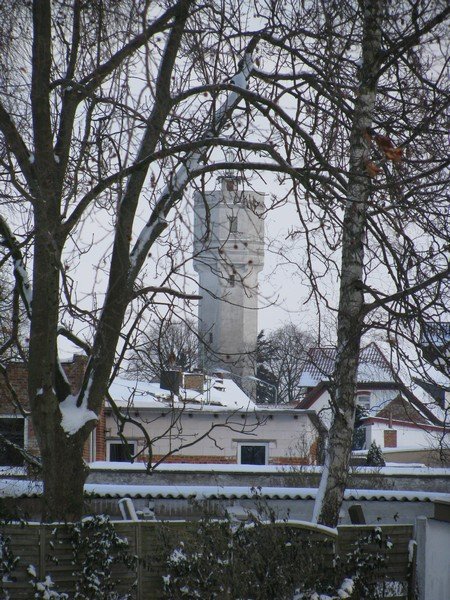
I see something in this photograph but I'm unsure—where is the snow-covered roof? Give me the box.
[89,461,450,477]
[1,479,449,504]
[89,461,321,473]
[298,342,448,426]
[299,343,394,387]
[108,375,256,412]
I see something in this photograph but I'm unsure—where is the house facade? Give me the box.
[0,355,104,465]
[297,343,448,456]
[105,372,321,466]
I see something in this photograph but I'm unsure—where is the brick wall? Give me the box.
[0,355,106,462]
[95,408,106,460]
[182,373,204,393]
[0,354,88,414]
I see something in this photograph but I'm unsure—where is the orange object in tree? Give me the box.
[365,160,382,178]
[366,128,403,162]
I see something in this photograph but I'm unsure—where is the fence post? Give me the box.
[136,521,142,600]
[39,524,46,580]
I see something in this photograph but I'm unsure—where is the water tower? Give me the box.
[193,169,265,384]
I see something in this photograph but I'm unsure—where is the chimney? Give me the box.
[160,370,181,395]
[183,372,204,393]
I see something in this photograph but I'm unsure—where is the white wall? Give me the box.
[310,387,442,451]
[105,408,318,464]
[416,515,450,600]
[367,421,442,450]
[193,182,264,378]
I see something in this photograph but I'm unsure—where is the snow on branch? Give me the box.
[59,386,98,436]
[0,215,32,318]
[128,39,258,279]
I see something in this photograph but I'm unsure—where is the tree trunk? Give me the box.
[40,425,89,522]
[313,0,385,527]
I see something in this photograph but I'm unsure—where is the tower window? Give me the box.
[229,274,235,287]
[228,216,238,233]
[208,332,213,343]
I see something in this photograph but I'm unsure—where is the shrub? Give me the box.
[366,441,386,467]
[162,497,394,599]
[67,515,137,600]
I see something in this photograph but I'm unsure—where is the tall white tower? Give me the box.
[193,174,265,382]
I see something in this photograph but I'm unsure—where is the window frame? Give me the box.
[107,439,137,462]
[356,392,371,411]
[238,442,269,465]
[0,415,27,466]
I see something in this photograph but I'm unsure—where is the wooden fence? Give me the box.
[1,521,414,599]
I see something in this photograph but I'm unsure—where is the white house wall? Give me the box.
[307,386,440,451]
[105,409,319,465]
[367,421,445,451]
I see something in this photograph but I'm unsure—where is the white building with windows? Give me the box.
[105,373,321,466]
[297,342,448,456]
[192,175,265,382]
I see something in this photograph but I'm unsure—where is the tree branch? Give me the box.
[0,215,33,318]
[132,286,202,301]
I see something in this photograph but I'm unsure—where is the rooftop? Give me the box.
[108,374,257,412]
[299,342,394,387]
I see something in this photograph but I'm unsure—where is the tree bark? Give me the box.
[39,421,89,522]
[313,0,385,527]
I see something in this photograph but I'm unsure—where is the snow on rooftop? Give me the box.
[89,461,450,477]
[299,343,395,387]
[1,478,449,504]
[300,341,449,425]
[108,375,256,411]
[409,380,447,422]
[90,461,323,474]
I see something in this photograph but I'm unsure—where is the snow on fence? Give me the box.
[0,521,414,599]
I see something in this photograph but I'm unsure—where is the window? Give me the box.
[356,393,370,411]
[228,216,238,233]
[239,443,268,465]
[0,417,25,466]
[352,405,367,450]
[228,274,235,287]
[384,429,397,448]
[107,440,136,462]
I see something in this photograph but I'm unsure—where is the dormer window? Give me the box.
[356,393,370,411]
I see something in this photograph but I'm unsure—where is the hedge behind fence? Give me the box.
[0,520,413,599]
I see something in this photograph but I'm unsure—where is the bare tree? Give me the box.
[256,324,313,404]
[0,0,322,520]
[308,0,449,526]
[0,0,448,524]
[0,0,272,520]
[236,0,447,525]
[129,317,199,381]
